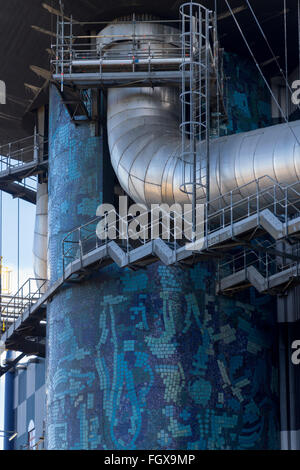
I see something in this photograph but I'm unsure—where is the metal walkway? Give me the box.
[4,175,300,353]
[52,16,192,89]
[61,176,300,274]
[0,278,47,357]
[0,132,48,204]
[217,239,300,295]
[51,15,227,125]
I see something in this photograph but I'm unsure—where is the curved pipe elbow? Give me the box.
[107,86,300,207]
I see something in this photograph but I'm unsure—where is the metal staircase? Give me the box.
[217,239,300,295]
[62,175,300,278]
[1,278,47,330]
[4,175,300,355]
[0,131,48,204]
[0,277,48,357]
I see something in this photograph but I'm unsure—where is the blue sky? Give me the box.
[0,191,35,448]
[2,191,35,290]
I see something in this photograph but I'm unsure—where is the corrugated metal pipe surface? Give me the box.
[33,182,48,284]
[100,21,300,207]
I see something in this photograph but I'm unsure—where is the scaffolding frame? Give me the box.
[51,7,226,101]
[0,129,48,203]
[52,14,184,91]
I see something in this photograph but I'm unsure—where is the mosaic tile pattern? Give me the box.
[47,264,279,450]
[223,52,272,135]
[48,86,104,281]
[13,359,46,450]
[47,55,280,450]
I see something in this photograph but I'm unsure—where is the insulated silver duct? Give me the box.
[100,21,300,208]
[107,86,300,207]
[33,182,48,284]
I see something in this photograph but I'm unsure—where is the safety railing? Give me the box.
[0,132,47,172]
[218,238,300,286]
[50,12,224,94]
[0,131,48,194]
[62,175,300,278]
[205,175,300,235]
[50,10,226,131]
[56,43,183,62]
[62,200,204,277]
[21,436,45,450]
[1,278,48,334]
[51,14,183,68]
[51,16,183,83]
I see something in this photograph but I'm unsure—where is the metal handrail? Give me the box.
[51,13,199,91]
[61,176,300,278]
[0,134,48,170]
[219,239,300,282]
[1,278,48,334]
[0,132,48,194]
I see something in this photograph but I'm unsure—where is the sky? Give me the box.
[0,190,36,448]
[2,191,36,291]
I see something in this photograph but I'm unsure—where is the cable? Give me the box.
[284,0,289,119]
[224,0,300,147]
[17,199,19,292]
[245,0,300,115]
[59,0,64,18]
[214,0,220,136]
[298,0,300,77]
[0,190,2,331]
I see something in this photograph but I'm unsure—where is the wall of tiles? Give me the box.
[13,359,46,450]
[223,52,272,134]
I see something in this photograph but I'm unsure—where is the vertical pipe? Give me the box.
[298,0,300,77]
[205,8,210,205]
[55,14,59,75]
[60,13,64,92]
[214,0,220,137]
[17,199,20,292]
[284,0,289,119]
[69,15,73,75]
[191,4,196,241]
[277,289,300,450]
[4,351,14,450]
[180,6,185,191]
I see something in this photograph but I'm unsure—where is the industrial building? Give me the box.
[0,0,300,450]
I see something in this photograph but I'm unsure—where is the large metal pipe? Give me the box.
[107,86,300,207]
[102,21,300,208]
[33,182,48,284]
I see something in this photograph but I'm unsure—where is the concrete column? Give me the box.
[277,287,300,450]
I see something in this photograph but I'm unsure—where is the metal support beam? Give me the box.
[0,352,26,377]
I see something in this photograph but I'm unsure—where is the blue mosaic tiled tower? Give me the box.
[46,54,281,449]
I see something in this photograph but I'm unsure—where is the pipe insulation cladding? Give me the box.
[99,21,300,208]
[33,182,48,285]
